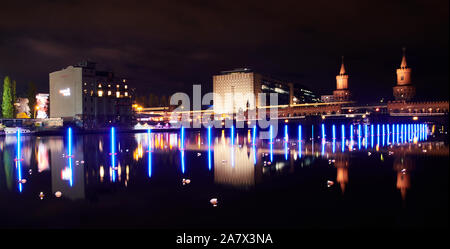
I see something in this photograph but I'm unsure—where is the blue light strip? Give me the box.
[332,124,336,153]
[208,126,212,170]
[68,127,73,187]
[148,129,152,178]
[270,125,273,162]
[370,124,374,148]
[350,124,354,150]
[321,123,325,140]
[17,129,22,192]
[364,124,368,149]
[298,125,302,158]
[111,127,116,182]
[358,124,361,150]
[376,124,380,147]
[382,124,385,146]
[341,124,345,152]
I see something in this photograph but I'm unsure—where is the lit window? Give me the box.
[98,84,102,88]
[116,91,120,98]
[124,85,128,89]
[108,91,112,96]
[124,92,128,97]
[98,90,103,97]
[116,85,119,88]
[108,84,111,87]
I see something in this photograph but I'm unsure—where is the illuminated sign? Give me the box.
[59,88,71,96]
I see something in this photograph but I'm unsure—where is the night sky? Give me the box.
[0,0,448,103]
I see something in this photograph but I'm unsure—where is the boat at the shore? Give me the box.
[2,127,33,135]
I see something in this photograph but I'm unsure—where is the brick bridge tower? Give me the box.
[333,56,351,101]
[393,47,415,101]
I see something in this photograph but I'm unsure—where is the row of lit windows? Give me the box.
[97,90,128,97]
[84,82,128,89]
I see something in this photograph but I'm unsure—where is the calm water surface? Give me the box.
[0,124,448,228]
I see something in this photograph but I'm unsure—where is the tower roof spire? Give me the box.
[400,47,407,68]
[339,56,346,75]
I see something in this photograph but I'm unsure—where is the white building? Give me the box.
[49,61,133,127]
[213,68,319,115]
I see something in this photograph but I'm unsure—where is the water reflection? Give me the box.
[0,123,444,203]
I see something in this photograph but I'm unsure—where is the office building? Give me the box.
[49,61,133,127]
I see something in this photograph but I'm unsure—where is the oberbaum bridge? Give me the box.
[138,49,449,126]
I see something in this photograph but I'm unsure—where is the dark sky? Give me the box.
[0,0,448,102]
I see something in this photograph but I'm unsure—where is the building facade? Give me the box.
[213,68,319,115]
[393,48,415,101]
[49,61,133,127]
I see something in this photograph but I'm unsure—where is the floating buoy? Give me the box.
[197,153,201,157]
[327,180,334,188]
[20,179,27,184]
[401,168,407,174]
[368,152,371,156]
[39,192,45,200]
[29,169,32,175]
[267,161,271,165]
[55,191,62,198]
[210,198,218,207]
[81,160,85,164]
[182,178,191,185]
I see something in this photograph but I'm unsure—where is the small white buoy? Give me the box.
[210,198,218,207]
[267,161,272,165]
[55,191,62,198]
[39,192,45,200]
[197,153,201,157]
[20,179,27,184]
[368,152,372,156]
[327,180,334,188]
[28,169,32,175]
[182,178,191,185]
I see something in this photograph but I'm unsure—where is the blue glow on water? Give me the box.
[364,124,368,149]
[341,124,345,152]
[382,124,385,146]
[148,129,152,178]
[350,124,354,150]
[376,124,380,147]
[253,125,257,165]
[181,150,185,174]
[425,124,428,140]
[391,124,394,145]
[332,125,336,153]
[311,125,314,154]
[400,124,403,144]
[208,126,212,170]
[252,125,257,145]
[180,126,185,149]
[396,124,399,145]
[270,125,273,162]
[111,127,116,182]
[284,125,288,160]
[358,124,361,150]
[67,127,73,187]
[16,129,22,192]
[371,124,374,148]
[321,123,325,139]
[231,125,234,145]
[298,125,302,158]
[407,124,411,142]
